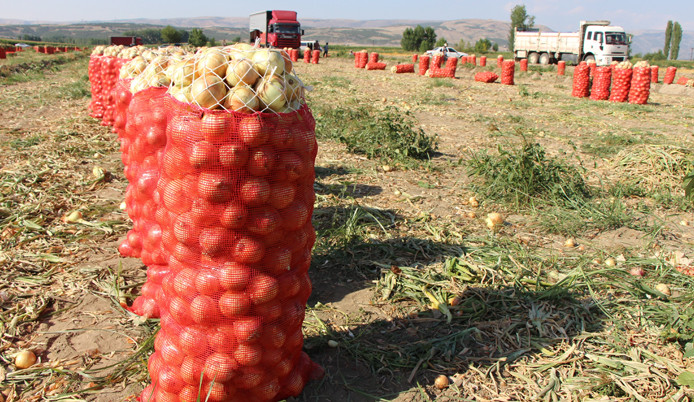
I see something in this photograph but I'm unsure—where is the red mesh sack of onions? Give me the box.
[628,61,651,104]
[88,49,105,119]
[677,76,690,85]
[369,52,379,64]
[311,50,320,64]
[431,54,444,68]
[520,59,528,72]
[609,61,632,103]
[480,56,487,67]
[132,44,323,402]
[557,61,566,76]
[663,66,676,84]
[101,57,130,127]
[571,62,590,98]
[497,55,503,68]
[589,66,612,100]
[366,62,387,70]
[303,48,310,63]
[391,64,415,73]
[412,54,418,63]
[418,55,430,75]
[474,71,498,83]
[650,65,659,83]
[501,60,515,85]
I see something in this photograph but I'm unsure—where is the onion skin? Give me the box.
[15,350,37,369]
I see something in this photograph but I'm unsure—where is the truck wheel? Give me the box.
[528,52,539,64]
[539,53,550,65]
[584,54,595,63]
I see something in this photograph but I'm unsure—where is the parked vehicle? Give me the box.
[513,20,629,66]
[249,10,303,49]
[110,36,142,47]
[425,46,468,59]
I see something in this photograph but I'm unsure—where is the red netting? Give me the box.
[418,56,430,75]
[650,65,659,83]
[470,55,476,66]
[628,66,650,104]
[303,49,310,64]
[412,54,418,63]
[113,78,132,137]
[474,71,498,83]
[589,66,612,101]
[365,62,387,71]
[391,64,415,73]
[310,50,320,64]
[500,60,515,85]
[557,61,566,76]
[101,58,128,127]
[431,55,443,69]
[497,55,503,68]
[664,66,677,84]
[571,62,590,98]
[677,76,689,85]
[132,93,322,401]
[520,59,528,72]
[289,49,299,62]
[357,52,368,69]
[609,66,632,103]
[588,62,596,78]
[479,56,487,67]
[0,49,5,59]
[88,55,105,118]
[368,53,379,64]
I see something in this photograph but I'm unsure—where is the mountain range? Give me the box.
[0,17,691,59]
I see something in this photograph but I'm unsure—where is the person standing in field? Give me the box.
[323,42,329,57]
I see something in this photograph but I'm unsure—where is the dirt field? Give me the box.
[1,51,693,401]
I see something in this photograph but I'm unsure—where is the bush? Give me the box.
[316,106,437,166]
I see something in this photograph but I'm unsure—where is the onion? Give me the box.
[195,48,229,79]
[238,116,269,147]
[605,257,616,267]
[564,238,576,248]
[219,291,252,317]
[629,266,645,277]
[219,142,249,168]
[434,375,449,389]
[203,352,237,382]
[247,146,276,177]
[200,113,231,141]
[655,283,671,296]
[191,74,227,110]
[256,75,286,112]
[252,48,285,76]
[225,58,260,87]
[234,343,262,366]
[223,85,259,114]
[15,350,37,369]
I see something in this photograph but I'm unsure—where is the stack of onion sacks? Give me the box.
[589,66,612,100]
[500,60,515,85]
[628,60,651,104]
[609,60,632,103]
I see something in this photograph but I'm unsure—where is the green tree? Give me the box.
[664,20,673,59]
[401,27,416,51]
[671,22,682,60]
[474,38,493,53]
[508,4,535,52]
[161,25,182,43]
[189,28,208,47]
[492,43,499,51]
[436,37,448,47]
[419,26,437,52]
[208,37,217,47]
[123,28,162,44]
[400,25,437,52]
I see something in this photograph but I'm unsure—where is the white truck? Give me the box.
[514,20,629,66]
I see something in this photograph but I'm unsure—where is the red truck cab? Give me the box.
[249,10,303,49]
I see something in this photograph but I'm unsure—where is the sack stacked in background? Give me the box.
[520,59,528,72]
[425,55,457,78]
[418,55,430,75]
[391,64,415,73]
[609,61,632,102]
[365,52,385,70]
[557,61,566,76]
[497,55,504,68]
[411,54,418,63]
[663,66,677,84]
[650,65,659,83]
[628,61,650,104]
[571,62,590,98]
[479,56,487,67]
[589,66,612,100]
[501,60,515,85]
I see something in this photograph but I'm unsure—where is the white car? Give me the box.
[425,46,467,59]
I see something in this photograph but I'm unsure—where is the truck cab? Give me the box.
[580,22,628,65]
[250,10,303,49]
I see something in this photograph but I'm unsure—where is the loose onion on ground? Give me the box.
[15,350,37,369]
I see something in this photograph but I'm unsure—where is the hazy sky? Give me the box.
[1,0,691,32]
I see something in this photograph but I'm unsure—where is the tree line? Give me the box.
[401,25,499,54]
[123,26,216,47]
